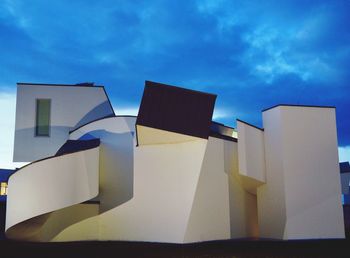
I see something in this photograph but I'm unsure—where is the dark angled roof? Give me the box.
[340,162,350,173]
[136,81,217,139]
[55,139,100,156]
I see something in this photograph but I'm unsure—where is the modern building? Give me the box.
[4,81,345,242]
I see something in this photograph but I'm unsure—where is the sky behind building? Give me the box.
[0,0,350,167]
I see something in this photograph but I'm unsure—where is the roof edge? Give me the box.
[236,119,264,131]
[262,104,336,113]
[17,82,104,87]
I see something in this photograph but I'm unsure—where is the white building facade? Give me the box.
[5,81,345,242]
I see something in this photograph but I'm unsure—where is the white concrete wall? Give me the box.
[9,101,344,242]
[258,107,287,239]
[237,120,266,195]
[55,139,208,242]
[183,137,230,242]
[136,125,200,145]
[260,106,345,239]
[225,140,259,238]
[14,84,114,162]
[6,146,99,239]
[237,120,266,183]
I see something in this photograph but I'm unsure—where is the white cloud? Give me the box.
[242,26,308,83]
[113,106,139,116]
[212,108,231,120]
[0,91,28,169]
[339,146,350,162]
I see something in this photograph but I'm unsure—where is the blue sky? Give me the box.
[0,0,350,167]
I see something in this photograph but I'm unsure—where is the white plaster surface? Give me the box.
[55,118,243,243]
[13,84,113,162]
[237,120,266,195]
[136,125,200,145]
[237,120,266,183]
[259,106,345,239]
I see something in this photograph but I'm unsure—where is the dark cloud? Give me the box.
[0,0,349,145]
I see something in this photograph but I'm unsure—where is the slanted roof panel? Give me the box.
[136,81,217,139]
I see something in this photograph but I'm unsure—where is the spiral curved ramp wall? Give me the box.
[5,139,100,241]
[6,115,239,243]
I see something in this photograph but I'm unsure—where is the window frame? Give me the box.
[35,98,51,137]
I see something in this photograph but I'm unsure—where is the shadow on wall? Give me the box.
[183,137,231,242]
[79,130,134,213]
[14,126,73,162]
[6,204,100,241]
[224,141,260,239]
[73,101,114,130]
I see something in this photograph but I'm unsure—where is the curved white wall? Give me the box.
[6,146,99,238]
[70,116,136,212]
[70,117,208,242]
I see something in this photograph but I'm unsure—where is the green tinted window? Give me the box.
[36,99,51,136]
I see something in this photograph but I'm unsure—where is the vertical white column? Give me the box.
[259,105,345,239]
